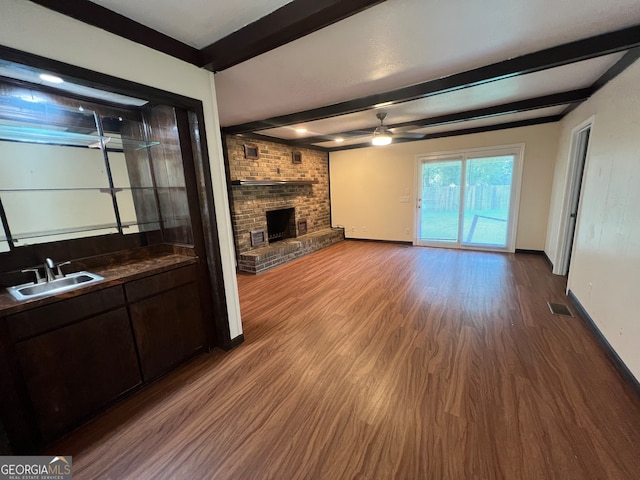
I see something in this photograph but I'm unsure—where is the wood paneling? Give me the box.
[0,232,160,287]
[48,242,640,479]
[145,105,194,246]
[120,118,161,232]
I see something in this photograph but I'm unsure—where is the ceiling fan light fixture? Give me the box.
[372,126,392,146]
[372,111,392,146]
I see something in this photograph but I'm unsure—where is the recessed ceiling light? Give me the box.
[335,138,344,143]
[39,73,64,84]
[295,128,307,134]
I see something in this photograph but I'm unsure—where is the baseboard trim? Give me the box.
[568,290,640,398]
[346,238,413,246]
[221,334,245,351]
[543,251,554,270]
[515,249,544,255]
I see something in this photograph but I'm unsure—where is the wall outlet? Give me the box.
[350,226,356,233]
[405,227,410,234]
[362,226,367,232]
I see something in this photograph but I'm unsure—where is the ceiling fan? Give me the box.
[371,112,425,146]
[372,112,393,145]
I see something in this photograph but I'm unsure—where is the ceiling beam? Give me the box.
[27,0,387,72]
[224,25,640,134]
[389,89,590,130]
[200,0,387,71]
[561,47,640,117]
[292,89,591,145]
[590,46,640,93]
[28,0,202,65]
[327,116,563,151]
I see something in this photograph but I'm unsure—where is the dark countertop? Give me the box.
[0,252,197,316]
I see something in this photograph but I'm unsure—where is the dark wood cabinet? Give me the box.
[6,286,125,342]
[0,260,208,452]
[128,265,205,380]
[4,286,141,444]
[15,307,141,442]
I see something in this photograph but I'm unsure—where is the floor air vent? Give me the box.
[547,302,573,317]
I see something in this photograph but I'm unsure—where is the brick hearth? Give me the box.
[238,228,344,274]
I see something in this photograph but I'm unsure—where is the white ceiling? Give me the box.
[214,0,640,128]
[257,52,624,141]
[88,0,292,48]
[26,0,640,149]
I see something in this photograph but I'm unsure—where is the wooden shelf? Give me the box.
[230,179,318,186]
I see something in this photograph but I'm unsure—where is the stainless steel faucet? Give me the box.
[21,258,71,284]
[44,258,56,282]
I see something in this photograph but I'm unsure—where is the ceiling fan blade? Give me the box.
[395,132,425,139]
[388,125,423,134]
[349,130,374,137]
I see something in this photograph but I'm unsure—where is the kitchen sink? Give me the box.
[7,271,104,301]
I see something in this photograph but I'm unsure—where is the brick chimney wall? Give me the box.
[225,135,331,255]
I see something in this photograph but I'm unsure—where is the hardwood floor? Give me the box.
[49,241,640,479]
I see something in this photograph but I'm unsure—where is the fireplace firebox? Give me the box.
[266,208,296,243]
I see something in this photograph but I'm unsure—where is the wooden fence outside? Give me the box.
[422,185,511,211]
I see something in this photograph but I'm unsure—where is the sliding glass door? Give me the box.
[416,146,522,252]
[419,158,463,245]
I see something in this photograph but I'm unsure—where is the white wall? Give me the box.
[545,58,640,380]
[330,123,560,249]
[0,0,242,339]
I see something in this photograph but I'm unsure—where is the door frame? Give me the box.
[554,116,595,275]
[413,143,524,252]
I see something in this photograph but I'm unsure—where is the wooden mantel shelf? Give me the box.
[230,179,318,186]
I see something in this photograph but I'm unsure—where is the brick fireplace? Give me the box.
[225,135,344,273]
[266,207,295,243]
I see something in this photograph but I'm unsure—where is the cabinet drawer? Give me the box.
[124,264,196,302]
[7,286,125,341]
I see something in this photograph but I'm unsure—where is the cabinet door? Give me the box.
[15,307,141,441]
[129,282,205,380]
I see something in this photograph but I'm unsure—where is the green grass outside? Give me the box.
[419,208,508,246]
